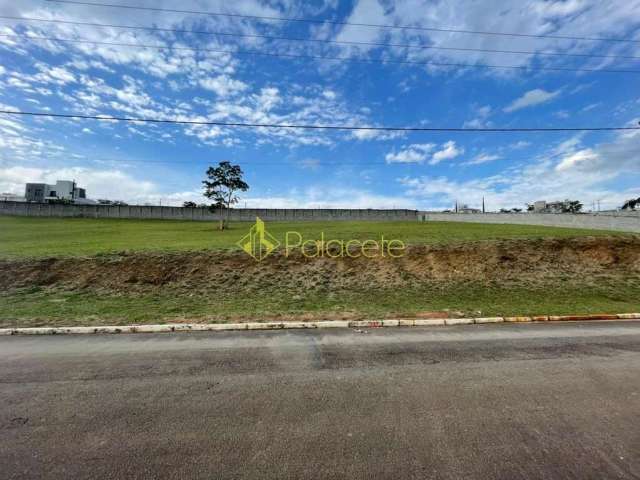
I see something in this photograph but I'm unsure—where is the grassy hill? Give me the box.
[0,216,629,258]
[1,216,638,327]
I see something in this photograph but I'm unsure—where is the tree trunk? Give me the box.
[225,191,233,230]
[218,205,225,230]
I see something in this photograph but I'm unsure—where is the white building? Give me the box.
[25,180,88,203]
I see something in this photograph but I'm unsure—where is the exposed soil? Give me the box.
[2,236,640,295]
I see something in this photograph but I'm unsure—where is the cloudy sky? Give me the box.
[0,0,639,210]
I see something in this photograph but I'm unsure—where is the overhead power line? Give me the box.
[2,33,639,75]
[45,0,640,44]
[3,15,639,61]
[2,110,639,133]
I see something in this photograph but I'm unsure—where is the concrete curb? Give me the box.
[1,313,639,336]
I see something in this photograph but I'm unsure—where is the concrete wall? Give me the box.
[420,212,640,233]
[0,202,419,222]
[2,201,638,232]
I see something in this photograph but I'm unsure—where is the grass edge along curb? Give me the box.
[1,313,639,336]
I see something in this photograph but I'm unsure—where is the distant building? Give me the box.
[0,193,26,202]
[25,180,87,203]
[533,201,547,212]
[532,200,573,213]
[458,204,481,214]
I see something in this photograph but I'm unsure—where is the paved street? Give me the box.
[1,322,639,479]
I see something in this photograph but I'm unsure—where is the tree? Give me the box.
[183,201,197,208]
[202,161,249,230]
[564,200,583,214]
[621,197,640,210]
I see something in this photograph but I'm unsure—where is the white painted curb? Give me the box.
[1,314,638,336]
[414,319,447,326]
[473,317,504,324]
[444,318,474,326]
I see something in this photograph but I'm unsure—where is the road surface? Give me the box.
[1,321,639,479]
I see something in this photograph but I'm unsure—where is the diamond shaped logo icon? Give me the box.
[237,217,280,261]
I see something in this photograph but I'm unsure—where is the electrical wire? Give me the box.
[2,15,639,61]
[2,33,639,74]
[2,109,639,133]
[44,0,640,44]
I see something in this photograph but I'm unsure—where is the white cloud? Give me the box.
[199,75,248,97]
[465,153,501,165]
[430,141,464,165]
[298,158,321,170]
[399,127,640,210]
[530,0,587,17]
[581,103,602,112]
[475,105,492,117]
[504,89,561,113]
[463,104,492,128]
[386,149,428,164]
[45,66,76,85]
[351,128,404,141]
[510,141,532,150]
[322,89,337,100]
[555,149,599,171]
[553,134,585,155]
[385,141,464,165]
[334,0,387,48]
[553,121,640,176]
[385,143,435,163]
[255,87,281,111]
[332,0,640,79]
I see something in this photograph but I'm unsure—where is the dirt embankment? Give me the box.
[2,236,640,294]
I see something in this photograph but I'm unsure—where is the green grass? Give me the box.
[0,215,628,258]
[2,282,639,328]
[2,216,637,327]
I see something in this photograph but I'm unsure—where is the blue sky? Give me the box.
[0,0,639,210]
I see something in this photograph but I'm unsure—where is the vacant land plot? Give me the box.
[1,216,639,327]
[0,216,629,258]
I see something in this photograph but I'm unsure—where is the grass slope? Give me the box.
[1,216,638,327]
[0,215,628,258]
[2,283,639,328]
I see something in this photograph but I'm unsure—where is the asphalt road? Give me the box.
[1,322,640,480]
